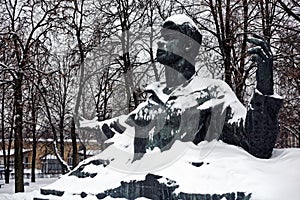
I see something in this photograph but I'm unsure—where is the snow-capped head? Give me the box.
[164,14,199,31]
[157,14,202,69]
[162,14,202,45]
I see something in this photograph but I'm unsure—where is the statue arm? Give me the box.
[247,34,274,95]
[243,35,284,158]
[220,35,283,158]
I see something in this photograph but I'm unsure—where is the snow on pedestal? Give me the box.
[35,77,297,200]
[36,140,300,200]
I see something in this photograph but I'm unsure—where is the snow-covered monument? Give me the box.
[34,14,298,200]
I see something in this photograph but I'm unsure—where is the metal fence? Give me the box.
[276,131,300,148]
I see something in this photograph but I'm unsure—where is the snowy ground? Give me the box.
[0,177,149,200]
[1,141,300,200]
[0,177,58,199]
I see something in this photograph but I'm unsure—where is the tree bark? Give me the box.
[71,118,78,169]
[59,116,65,174]
[223,0,233,89]
[31,136,37,182]
[277,0,300,23]
[5,109,14,184]
[38,84,71,173]
[14,71,24,193]
[235,0,249,104]
[31,97,37,182]
[1,84,7,182]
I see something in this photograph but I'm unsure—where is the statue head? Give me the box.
[156,14,202,87]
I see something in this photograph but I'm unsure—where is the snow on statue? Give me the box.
[37,14,289,200]
[101,14,282,160]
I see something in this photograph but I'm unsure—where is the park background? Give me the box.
[0,0,299,194]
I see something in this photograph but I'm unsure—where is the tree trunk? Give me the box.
[5,110,14,184]
[38,85,70,173]
[1,84,7,183]
[259,0,271,43]
[149,26,159,81]
[71,118,78,169]
[31,101,37,182]
[210,0,233,90]
[14,72,24,193]
[224,43,232,89]
[234,0,249,104]
[31,139,37,182]
[224,0,233,90]
[59,116,65,174]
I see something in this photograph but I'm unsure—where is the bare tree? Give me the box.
[93,0,148,112]
[0,0,61,191]
[271,0,300,147]
[0,72,14,184]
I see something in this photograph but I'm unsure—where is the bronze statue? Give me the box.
[40,14,286,200]
[101,14,282,159]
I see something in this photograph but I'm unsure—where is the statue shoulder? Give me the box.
[184,76,230,94]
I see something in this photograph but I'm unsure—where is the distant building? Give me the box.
[0,138,102,178]
[0,149,32,179]
[40,154,62,174]
[0,149,32,169]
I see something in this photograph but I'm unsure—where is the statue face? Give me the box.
[156,29,187,65]
[156,19,202,86]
